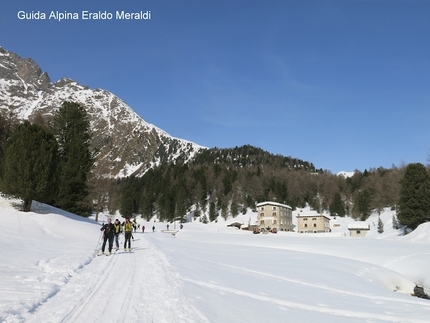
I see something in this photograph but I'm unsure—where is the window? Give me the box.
[304,224,308,228]
[261,220,265,225]
[356,230,361,234]
[313,223,317,227]
[272,212,277,216]
[272,206,276,210]
[260,207,264,211]
[260,213,264,217]
[312,218,317,220]
[273,220,277,224]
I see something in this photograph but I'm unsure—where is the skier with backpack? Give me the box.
[123,218,134,251]
[113,219,122,251]
[99,218,115,255]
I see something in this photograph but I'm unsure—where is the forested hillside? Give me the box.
[0,109,423,228]
[109,145,406,223]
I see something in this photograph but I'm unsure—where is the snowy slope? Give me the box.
[1,195,430,323]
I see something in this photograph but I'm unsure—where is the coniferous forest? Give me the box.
[0,103,429,230]
[106,146,407,224]
[0,102,93,216]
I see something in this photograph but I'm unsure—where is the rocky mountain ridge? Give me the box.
[0,47,204,177]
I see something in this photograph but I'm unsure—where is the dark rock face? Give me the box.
[0,47,204,177]
[413,285,429,300]
[0,48,51,91]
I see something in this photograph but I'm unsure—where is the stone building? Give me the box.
[296,214,331,233]
[256,201,293,232]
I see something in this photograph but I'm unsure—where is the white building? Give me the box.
[347,222,370,237]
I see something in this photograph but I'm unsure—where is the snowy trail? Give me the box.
[25,233,206,323]
[3,200,430,323]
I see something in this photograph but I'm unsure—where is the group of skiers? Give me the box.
[99,219,173,255]
[99,218,136,255]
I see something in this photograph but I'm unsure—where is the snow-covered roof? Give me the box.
[296,214,331,221]
[347,221,370,230]
[256,201,292,209]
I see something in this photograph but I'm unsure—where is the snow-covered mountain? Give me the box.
[0,47,205,177]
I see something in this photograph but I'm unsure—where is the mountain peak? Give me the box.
[0,47,204,177]
[0,47,51,90]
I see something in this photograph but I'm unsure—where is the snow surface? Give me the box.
[1,195,430,323]
[337,171,355,178]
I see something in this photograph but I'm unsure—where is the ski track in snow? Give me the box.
[185,258,417,305]
[25,234,207,323]
[181,277,429,323]
[147,236,430,323]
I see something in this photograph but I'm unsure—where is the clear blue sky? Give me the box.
[1,0,430,173]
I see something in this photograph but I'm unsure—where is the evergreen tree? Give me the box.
[0,113,15,159]
[1,121,59,211]
[221,201,228,220]
[174,182,188,220]
[392,214,400,230]
[377,216,384,234]
[398,163,430,229]
[201,214,209,224]
[120,190,136,218]
[329,192,346,217]
[52,102,93,216]
[230,200,239,218]
[353,189,372,220]
[140,188,155,221]
[209,201,217,222]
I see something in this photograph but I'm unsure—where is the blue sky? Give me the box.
[1,0,430,173]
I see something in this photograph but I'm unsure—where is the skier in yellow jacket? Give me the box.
[123,218,133,251]
[113,219,122,251]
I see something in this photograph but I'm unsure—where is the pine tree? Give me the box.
[230,200,239,218]
[398,163,430,229]
[209,201,217,222]
[1,121,59,211]
[329,192,346,217]
[377,216,384,234]
[353,189,372,220]
[201,214,209,224]
[52,102,93,216]
[0,113,15,160]
[120,190,135,218]
[392,214,400,230]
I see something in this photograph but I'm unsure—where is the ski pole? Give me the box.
[96,230,103,250]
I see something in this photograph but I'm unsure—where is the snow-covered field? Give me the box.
[1,195,430,323]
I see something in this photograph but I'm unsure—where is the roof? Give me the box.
[347,222,370,230]
[256,201,292,209]
[296,214,331,221]
[227,222,243,228]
